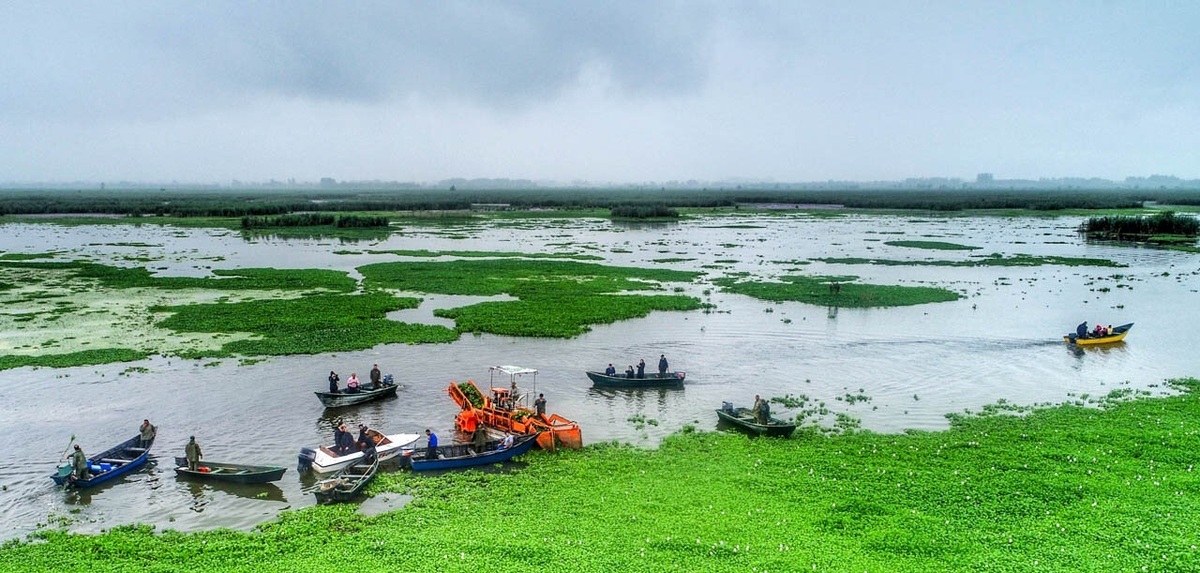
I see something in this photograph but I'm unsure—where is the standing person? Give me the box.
[333,424,355,455]
[138,419,156,449]
[184,436,203,471]
[369,364,382,390]
[425,429,439,460]
[328,371,340,393]
[471,425,488,452]
[346,373,360,393]
[534,393,546,416]
[71,444,89,480]
[752,395,769,424]
[636,359,646,379]
[658,354,669,376]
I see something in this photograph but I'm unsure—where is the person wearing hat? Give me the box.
[184,436,203,471]
[71,444,89,480]
[333,424,355,455]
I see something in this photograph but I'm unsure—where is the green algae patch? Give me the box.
[0,348,151,370]
[7,379,1200,572]
[153,292,458,358]
[714,274,961,308]
[884,240,981,250]
[359,259,704,338]
[366,249,602,261]
[436,293,702,338]
[816,253,1126,268]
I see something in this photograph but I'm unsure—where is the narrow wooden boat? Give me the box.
[313,452,379,504]
[403,433,539,471]
[1064,322,1133,345]
[586,370,685,388]
[50,435,153,488]
[449,368,582,451]
[716,404,796,437]
[313,381,398,408]
[173,457,287,484]
[297,429,420,474]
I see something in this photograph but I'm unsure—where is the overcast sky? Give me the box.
[2,2,1198,184]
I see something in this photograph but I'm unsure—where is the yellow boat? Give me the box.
[1064,322,1132,345]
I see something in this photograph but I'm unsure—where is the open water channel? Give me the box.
[1,211,1197,539]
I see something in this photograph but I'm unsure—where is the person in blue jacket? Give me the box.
[425,429,438,460]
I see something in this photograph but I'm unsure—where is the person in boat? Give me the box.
[333,424,355,455]
[471,425,488,453]
[534,393,546,416]
[184,436,203,470]
[328,371,340,393]
[605,363,617,376]
[346,373,360,393]
[70,444,89,480]
[369,364,382,390]
[636,359,646,379]
[138,419,156,449]
[658,354,669,376]
[356,424,373,450]
[425,429,438,460]
[1076,321,1088,339]
[625,365,635,378]
[1107,324,1114,335]
[752,395,769,424]
[359,433,378,463]
[496,434,514,450]
[1094,323,1105,337]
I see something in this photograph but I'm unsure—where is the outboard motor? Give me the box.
[722,401,735,413]
[298,447,316,473]
[382,373,394,385]
[1068,333,1077,344]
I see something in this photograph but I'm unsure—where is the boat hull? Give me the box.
[406,433,538,471]
[314,383,398,408]
[449,382,583,450]
[1064,322,1133,345]
[50,435,153,488]
[313,455,379,504]
[716,407,796,438]
[299,431,420,474]
[586,370,685,388]
[173,457,286,484]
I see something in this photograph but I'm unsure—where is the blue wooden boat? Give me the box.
[403,433,538,471]
[51,435,154,488]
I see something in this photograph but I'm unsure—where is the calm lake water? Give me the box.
[1,212,1197,539]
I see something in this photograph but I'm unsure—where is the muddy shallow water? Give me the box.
[1,212,1197,539]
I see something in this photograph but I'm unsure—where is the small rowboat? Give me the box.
[314,381,398,408]
[402,433,539,471]
[297,429,420,474]
[1064,322,1133,345]
[173,457,287,484]
[585,370,686,389]
[715,404,796,438]
[313,452,379,504]
[51,435,153,488]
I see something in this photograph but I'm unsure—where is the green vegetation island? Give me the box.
[3,379,1198,572]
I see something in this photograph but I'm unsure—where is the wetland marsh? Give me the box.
[1,208,1198,569]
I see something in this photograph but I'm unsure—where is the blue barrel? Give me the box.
[100,462,112,472]
[89,464,102,474]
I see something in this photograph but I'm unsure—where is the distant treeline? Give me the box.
[610,205,680,219]
[241,213,389,229]
[2,187,1200,216]
[1081,211,1200,239]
